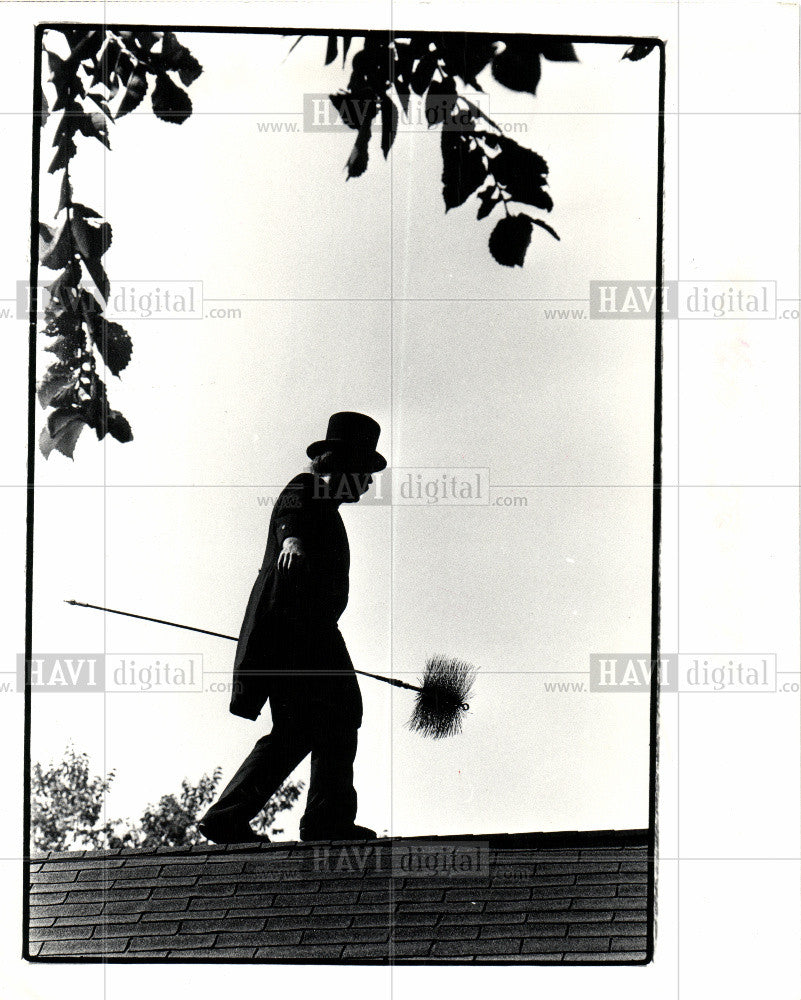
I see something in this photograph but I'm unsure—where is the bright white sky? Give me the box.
[32,32,659,838]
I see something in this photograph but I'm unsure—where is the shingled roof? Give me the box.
[27,828,652,963]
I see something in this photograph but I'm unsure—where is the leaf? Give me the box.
[76,110,111,148]
[41,409,86,459]
[47,407,76,437]
[46,261,82,313]
[123,29,159,56]
[492,40,542,96]
[490,136,552,212]
[410,52,437,95]
[44,297,86,360]
[40,223,72,270]
[488,213,535,267]
[538,40,579,62]
[325,35,338,65]
[38,223,56,257]
[391,40,417,112]
[39,424,58,459]
[532,218,560,240]
[437,34,495,88]
[54,418,85,459]
[623,41,658,62]
[441,132,487,211]
[476,186,498,220]
[286,35,304,58]
[44,305,76,337]
[347,123,372,179]
[92,37,121,87]
[46,50,64,77]
[152,72,193,124]
[116,66,148,118]
[424,79,457,128]
[71,203,103,219]
[113,49,135,89]
[54,101,81,143]
[84,386,133,444]
[37,364,75,409]
[44,336,78,363]
[176,52,203,87]
[77,287,102,322]
[86,91,111,117]
[83,256,110,303]
[90,319,132,375]
[66,29,103,67]
[380,95,398,157]
[90,110,110,143]
[58,171,72,213]
[39,88,49,128]
[71,215,112,260]
[79,371,107,430]
[48,136,76,174]
[350,38,391,92]
[106,410,133,443]
[343,96,378,178]
[394,85,410,116]
[161,32,203,86]
[330,89,377,130]
[48,51,85,111]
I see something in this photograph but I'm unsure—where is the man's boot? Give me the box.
[198,817,271,845]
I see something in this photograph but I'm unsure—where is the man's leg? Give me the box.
[299,725,359,837]
[200,707,311,836]
[298,666,374,840]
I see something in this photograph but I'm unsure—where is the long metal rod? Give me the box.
[65,599,424,693]
[66,599,237,641]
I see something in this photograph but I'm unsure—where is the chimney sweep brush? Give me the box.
[408,655,476,738]
[65,600,475,738]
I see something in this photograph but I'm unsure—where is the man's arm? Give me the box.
[274,475,314,575]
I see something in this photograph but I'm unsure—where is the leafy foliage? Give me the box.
[251,779,305,837]
[305,32,654,268]
[35,30,655,459]
[311,32,579,268]
[31,743,304,851]
[31,743,115,851]
[37,29,202,458]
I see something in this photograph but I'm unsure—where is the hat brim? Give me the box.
[307,439,387,473]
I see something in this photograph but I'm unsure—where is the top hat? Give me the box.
[306,412,387,472]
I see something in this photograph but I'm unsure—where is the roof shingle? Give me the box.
[28,829,652,963]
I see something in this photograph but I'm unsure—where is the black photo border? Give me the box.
[24,23,666,967]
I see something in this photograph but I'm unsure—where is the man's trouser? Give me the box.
[203,628,363,837]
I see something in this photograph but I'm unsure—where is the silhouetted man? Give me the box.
[199,412,386,843]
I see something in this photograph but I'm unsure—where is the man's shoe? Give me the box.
[197,819,270,845]
[299,823,377,842]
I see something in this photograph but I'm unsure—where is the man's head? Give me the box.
[306,412,386,503]
[306,410,387,473]
[310,450,373,503]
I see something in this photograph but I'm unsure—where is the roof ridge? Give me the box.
[29,828,650,862]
